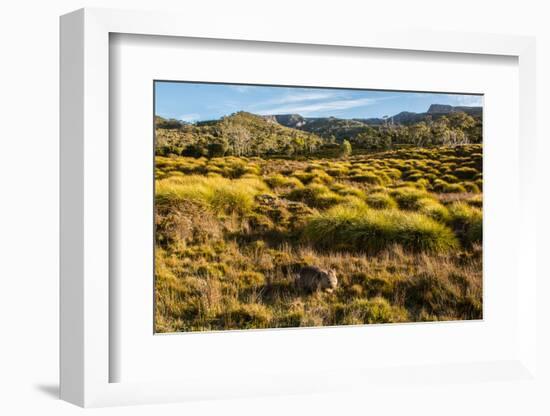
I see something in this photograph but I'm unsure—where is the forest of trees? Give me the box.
[155,110,482,158]
[351,112,482,151]
[155,112,323,158]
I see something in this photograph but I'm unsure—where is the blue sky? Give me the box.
[155,81,483,122]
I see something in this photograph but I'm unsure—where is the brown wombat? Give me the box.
[295,266,338,293]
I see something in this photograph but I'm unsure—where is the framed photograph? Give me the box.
[60,8,538,408]
[152,80,484,334]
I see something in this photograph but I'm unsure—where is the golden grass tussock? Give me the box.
[156,174,268,216]
[302,204,459,254]
[447,202,483,245]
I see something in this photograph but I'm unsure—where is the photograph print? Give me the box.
[154,81,483,333]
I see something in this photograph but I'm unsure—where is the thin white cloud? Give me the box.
[179,113,201,122]
[191,87,401,118]
[263,91,343,106]
[256,97,388,116]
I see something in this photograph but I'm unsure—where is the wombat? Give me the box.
[295,266,338,293]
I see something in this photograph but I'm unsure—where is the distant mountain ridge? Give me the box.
[263,114,307,128]
[263,104,482,129]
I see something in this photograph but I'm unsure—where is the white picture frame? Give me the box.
[60,7,538,408]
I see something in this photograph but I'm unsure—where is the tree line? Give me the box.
[155,111,481,158]
[350,112,482,151]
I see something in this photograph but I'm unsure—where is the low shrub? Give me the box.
[265,174,304,190]
[325,167,349,178]
[453,167,478,180]
[415,179,430,189]
[209,186,255,215]
[346,297,408,324]
[389,187,432,210]
[349,172,384,185]
[432,179,467,194]
[475,179,483,191]
[382,168,402,179]
[347,284,364,297]
[361,275,393,298]
[195,262,226,278]
[302,205,458,253]
[461,182,481,193]
[403,170,424,181]
[293,170,333,185]
[448,202,482,245]
[439,163,457,174]
[155,175,268,216]
[276,310,305,327]
[417,198,451,223]
[235,271,266,288]
[365,192,397,209]
[309,169,334,184]
[441,174,459,183]
[423,173,438,182]
[399,273,460,317]
[286,183,344,209]
[224,303,272,329]
[330,183,367,199]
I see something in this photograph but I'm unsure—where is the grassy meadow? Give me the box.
[154,144,482,332]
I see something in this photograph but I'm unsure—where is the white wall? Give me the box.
[0,1,548,414]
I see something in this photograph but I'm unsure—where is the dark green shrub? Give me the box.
[453,167,478,180]
[182,144,206,158]
[207,142,228,157]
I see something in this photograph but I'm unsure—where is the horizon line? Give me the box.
[155,103,483,123]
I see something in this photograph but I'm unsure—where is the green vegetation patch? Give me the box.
[286,183,344,209]
[365,192,397,209]
[303,204,459,253]
[156,175,268,216]
[448,202,482,245]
